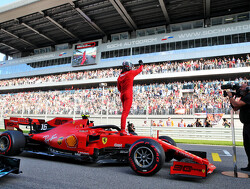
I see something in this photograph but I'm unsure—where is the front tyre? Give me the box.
[128,139,165,176]
[159,136,176,146]
[0,131,26,156]
[159,136,176,162]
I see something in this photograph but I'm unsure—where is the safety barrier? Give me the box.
[0,117,243,142]
[135,126,243,142]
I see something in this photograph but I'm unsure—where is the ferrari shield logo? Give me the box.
[102,137,108,145]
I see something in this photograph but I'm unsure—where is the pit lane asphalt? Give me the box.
[1,144,249,189]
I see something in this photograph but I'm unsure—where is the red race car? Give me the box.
[81,51,87,65]
[0,115,216,178]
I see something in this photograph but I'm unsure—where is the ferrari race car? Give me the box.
[0,115,216,178]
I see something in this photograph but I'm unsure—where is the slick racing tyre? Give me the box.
[0,131,26,156]
[159,136,176,146]
[128,139,165,176]
[159,136,176,162]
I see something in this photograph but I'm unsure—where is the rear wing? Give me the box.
[4,117,73,132]
[4,117,44,131]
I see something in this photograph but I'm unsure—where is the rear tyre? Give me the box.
[159,136,176,162]
[0,131,26,156]
[128,139,165,176]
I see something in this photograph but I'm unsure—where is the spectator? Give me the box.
[151,120,157,126]
[127,122,137,135]
[178,119,186,127]
[187,123,194,127]
[194,118,203,127]
[0,78,247,117]
[222,118,230,128]
[142,120,148,127]
[204,117,212,127]
[0,55,249,88]
[158,120,165,127]
[166,117,174,127]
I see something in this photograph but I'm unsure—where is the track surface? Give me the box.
[1,144,249,189]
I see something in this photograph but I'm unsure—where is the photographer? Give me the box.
[222,118,230,128]
[195,118,203,127]
[127,122,137,135]
[204,117,212,127]
[227,83,250,171]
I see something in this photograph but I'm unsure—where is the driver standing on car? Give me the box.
[117,60,143,135]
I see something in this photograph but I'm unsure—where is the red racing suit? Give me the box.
[117,65,143,131]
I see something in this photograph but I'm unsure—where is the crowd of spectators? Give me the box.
[0,78,247,116]
[149,116,222,128]
[0,55,250,87]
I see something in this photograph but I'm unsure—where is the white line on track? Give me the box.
[214,149,232,156]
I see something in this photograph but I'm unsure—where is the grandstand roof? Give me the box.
[0,0,249,56]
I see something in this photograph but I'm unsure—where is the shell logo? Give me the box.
[66,135,78,148]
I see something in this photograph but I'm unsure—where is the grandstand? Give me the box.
[0,0,250,133]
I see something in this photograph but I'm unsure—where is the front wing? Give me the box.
[170,161,215,178]
[0,155,21,178]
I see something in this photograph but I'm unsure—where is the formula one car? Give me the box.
[81,51,87,65]
[0,115,216,178]
[0,155,21,178]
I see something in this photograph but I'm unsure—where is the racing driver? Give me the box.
[117,60,143,135]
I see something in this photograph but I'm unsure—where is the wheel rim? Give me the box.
[0,136,10,151]
[134,146,154,168]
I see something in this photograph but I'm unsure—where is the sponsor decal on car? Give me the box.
[120,150,128,154]
[57,137,64,145]
[66,135,78,148]
[114,143,122,147]
[170,161,207,177]
[79,130,88,132]
[43,134,57,144]
[102,137,108,145]
[77,151,89,155]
